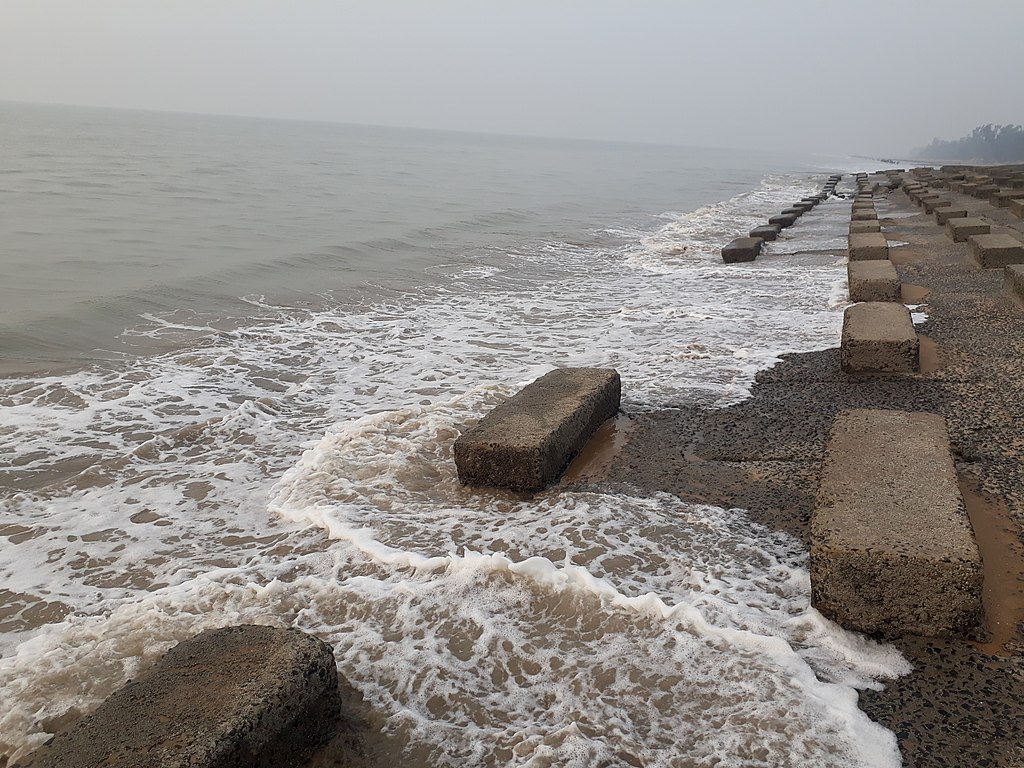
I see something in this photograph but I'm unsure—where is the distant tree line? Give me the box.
[913,124,1024,163]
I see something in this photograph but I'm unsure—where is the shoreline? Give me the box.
[579,173,1024,766]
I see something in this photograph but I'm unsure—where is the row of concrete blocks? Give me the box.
[721,174,841,263]
[909,167,1024,219]
[902,179,1024,267]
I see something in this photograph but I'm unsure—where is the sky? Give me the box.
[1,0,1021,157]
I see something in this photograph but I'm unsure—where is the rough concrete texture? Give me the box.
[991,190,1024,208]
[849,221,881,234]
[454,367,620,492]
[811,409,983,637]
[946,217,991,242]
[768,213,798,229]
[14,626,342,768]
[1010,198,1024,219]
[851,209,877,221]
[721,236,763,263]
[936,207,969,225]
[968,233,1024,268]
[748,224,779,241]
[974,184,1000,198]
[848,260,900,302]
[841,302,918,373]
[848,232,889,261]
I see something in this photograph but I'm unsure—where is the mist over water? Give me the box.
[0,103,906,766]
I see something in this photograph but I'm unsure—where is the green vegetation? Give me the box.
[914,124,1024,163]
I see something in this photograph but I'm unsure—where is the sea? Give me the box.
[0,102,910,767]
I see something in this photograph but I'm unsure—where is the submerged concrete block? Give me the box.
[454,367,620,492]
[749,224,779,241]
[848,260,900,302]
[849,221,882,234]
[811,409,982,637]
[946,217,990,243]
[840,302,918,373]
[721,236,763,263]
[848,232,889,261]
[935,207,968,225]
[768,213,798,229]
[968,233,1024,268]
[14,626,342,768]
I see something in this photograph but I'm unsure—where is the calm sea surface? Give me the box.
[0,103,907,766]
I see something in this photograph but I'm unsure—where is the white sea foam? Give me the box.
[0,169,909,766]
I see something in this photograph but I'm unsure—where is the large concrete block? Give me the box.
[768,213,798,229]
[13,626,342,768]
[848,260,900,302]
[851,209,878,221]
[721,236,763,263]
[840,302,918,373]
[1010,198,1024,219]
[454,367,620,492]
[811,410,983,637]
[848,232,889,261]
[946,217,990,243]
[749,224,779,241]
[973,184,1000,198]
[849,221,882,234]
[990,190,1024,208]
[1005,264,1024,300]
[968,233,1024,268]
[922,197,952,214]
[935,207,968,225]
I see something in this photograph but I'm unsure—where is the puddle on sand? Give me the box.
[958,476,1024,657]
[561,414,634,484]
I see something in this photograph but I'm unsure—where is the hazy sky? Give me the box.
[1,0,1021,156]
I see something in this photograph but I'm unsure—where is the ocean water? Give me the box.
[0,103,909,767]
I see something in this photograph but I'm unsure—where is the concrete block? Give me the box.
[749,224,779,241]
[851,209,877,221]
[968,233,1024,268]
[454,367,620,492]
[945,217,990,243]
[960,183,979,196]
[811,409,983,637]
[848,260,900,302]
[721,236,764,263]
[973,184,1000,198]
[840,302,918,373]
[13,626,342,768]
[781,207,805,217]
[768,213,798,229]
[991,190,1024,208]
[848,232,889,261]
[1005,264,1024,299]
[922,197,952,214]
[792,202,815,213]
[935,207,968,225]
[850,221,882,234]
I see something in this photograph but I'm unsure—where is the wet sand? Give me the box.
[583,182,1024,767]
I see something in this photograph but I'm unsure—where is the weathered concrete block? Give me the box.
[968,233,1024,268]
[792,201,815,213]
[848,260,900,302]
[973,184,1000,198]
[991,190,1024,208]
[922,197,952,214]
[848,232,889,261]
[1005,264,1024,299]
[935,207,969,225]
[840,302,918,373]
[721,236,763,263]
[781,207,805,217]
[960,183,979,196]
[851,200,875,211]
[749,224,779,241]
[1010,198,1024,219]
[454,367,620,492]
[13,626,342,768]
[851,209,877,221]
[849,221,882,234]
[811,410,983,637]
[768,213,798,229]
[946,217,990,243]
